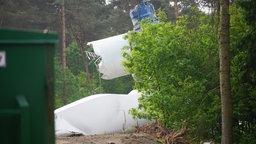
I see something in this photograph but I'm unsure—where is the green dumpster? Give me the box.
[0,29,58,144]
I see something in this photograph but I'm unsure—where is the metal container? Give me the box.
[0,29,58,144]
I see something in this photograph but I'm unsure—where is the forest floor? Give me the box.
[56,132,162,144]
[56,123,190,144]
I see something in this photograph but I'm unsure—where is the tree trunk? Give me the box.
[174,0,179,20]
[76,36,92,86]
[70,24,93,92]
[61,0,67,104]
[218,0,232,143]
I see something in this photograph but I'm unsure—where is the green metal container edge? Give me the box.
[0,29,58,44]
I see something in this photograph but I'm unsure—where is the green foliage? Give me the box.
[101,75,134,94]
[54,58,91,108]
[157,9,168,22]
[0,0,57,30]
[55,41,107,108]
[66,42,84,75]
[151,0,176,22]
[123,11,220,141]
[125,2,256,143]
[230,2,256,143]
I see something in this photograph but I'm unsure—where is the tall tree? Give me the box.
[174,0,179,20]
[61,0,67,104]
[64,0,111,93]
[70,24,93,92]
[218,0,232,143]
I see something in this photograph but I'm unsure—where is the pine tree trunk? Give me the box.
[77,40,92,87]
[61,0,67,104]
[69,24,93,92]
[174,0,178,20]
[218,0,232,143]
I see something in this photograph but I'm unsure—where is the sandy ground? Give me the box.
[56,133,162,144]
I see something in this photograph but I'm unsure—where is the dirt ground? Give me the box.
[56,123,191,144]
[56,133,162,144]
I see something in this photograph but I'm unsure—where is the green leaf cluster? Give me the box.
[54,58,91,109]
[123,10,220,141]
[230,2,256,143]
[54,43,104,109]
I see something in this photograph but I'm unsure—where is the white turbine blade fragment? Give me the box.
[87,33,129,79]
[54,92,146,136]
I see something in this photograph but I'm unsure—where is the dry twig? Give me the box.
[135,123,190,144]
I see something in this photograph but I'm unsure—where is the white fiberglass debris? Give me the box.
[55,90,146,136]
[87,34,129,80]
